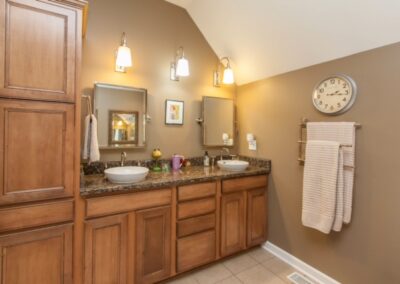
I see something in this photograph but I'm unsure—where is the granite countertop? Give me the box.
[81,164,270,197]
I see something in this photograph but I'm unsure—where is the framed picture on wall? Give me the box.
[165,99,184,125]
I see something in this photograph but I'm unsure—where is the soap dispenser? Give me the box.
[204,151,210,167]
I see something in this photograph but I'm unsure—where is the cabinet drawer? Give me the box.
[177,213,215,238]
[178,182,216,201]
[0,200,74,233]
[86,188,172,218]
[222,175,267,193]
[177,230,216,273]
[177,197,215,220]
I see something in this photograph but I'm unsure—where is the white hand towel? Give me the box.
[332,149,344,232]
[302,140,340,234]
[83,114,100,163]
[307,122,355,223]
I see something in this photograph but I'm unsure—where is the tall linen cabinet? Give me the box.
[0,0,86,283]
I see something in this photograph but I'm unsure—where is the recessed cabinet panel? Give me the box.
[84,214,128,284]
[135,206,171,284]
[220,192,246,257]
[0,0,76,102]
[0,99,74,205]
[0,224,73,284]
[177,230,216,273]
[247,188,268,247]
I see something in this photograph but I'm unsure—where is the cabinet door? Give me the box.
[84,214,128,284]
[0,224,73,284]
[135,206,171,284]
[0,99,74,205]
[247,188,268,247]
[220,192,246,257]
[0,0,76,102]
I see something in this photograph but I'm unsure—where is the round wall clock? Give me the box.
[312,74,357,115]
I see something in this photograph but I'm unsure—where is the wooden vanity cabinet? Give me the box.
[0,0,78,103]
[0,224,73,284]
[176,182,217,273]
[221,175,268,257]
[83,189,173,284]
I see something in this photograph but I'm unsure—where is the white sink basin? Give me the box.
[217,160,249,171]
[104,166,149,184]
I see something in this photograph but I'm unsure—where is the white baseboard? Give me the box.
[262,242,341,284]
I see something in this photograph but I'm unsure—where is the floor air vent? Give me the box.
[287,272,315,284]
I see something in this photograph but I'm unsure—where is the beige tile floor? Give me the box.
[166,247,303,284]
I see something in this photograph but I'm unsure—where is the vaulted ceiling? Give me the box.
[165,0,400,85]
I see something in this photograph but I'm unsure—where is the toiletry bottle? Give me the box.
[204,151,210,167]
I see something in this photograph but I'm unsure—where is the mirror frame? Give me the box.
[94,82,148,149]
[201,96,236,147]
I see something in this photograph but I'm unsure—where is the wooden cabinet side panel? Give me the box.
[0,224,73,284]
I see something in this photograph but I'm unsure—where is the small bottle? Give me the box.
[204,151,210,167]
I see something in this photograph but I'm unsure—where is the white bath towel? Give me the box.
[307,122,356,223]
[83,114,100,163]
[302,140,341,234]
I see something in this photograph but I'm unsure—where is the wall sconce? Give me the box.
[170,46,190,81]
[213,57,235,87]
[115,32,132,73]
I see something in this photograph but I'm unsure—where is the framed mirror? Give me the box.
[202,96,235,147]
[94,83,147,149]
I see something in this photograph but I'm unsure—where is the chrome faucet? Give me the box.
[121,152,127,166]
[220,147,230,161]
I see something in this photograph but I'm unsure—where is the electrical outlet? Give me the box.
[249,140,257,151]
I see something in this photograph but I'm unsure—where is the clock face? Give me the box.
[312,75,357,115]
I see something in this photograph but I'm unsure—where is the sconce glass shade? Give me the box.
[116,46,132,68]
[176,56,190,77]
[223,67,234,84]
[115,32,132,73]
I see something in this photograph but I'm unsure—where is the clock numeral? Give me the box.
[330,105,334,110]
[325,104,328,109]
[343,98,347,102]
[330,79,335,84]
[319,101,323,105]
[343,83,347,88]
[317,95,321,99]
[337,103,341,108]
[324,82,327,87]
[319,88,324,93]
[345,90,349,95]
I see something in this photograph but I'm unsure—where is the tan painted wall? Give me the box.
[237,43,400,283]
[82,0,235,161]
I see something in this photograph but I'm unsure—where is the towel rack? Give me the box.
[298,118,361,169]
[81,95,92,115]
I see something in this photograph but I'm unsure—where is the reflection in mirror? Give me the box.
[109,110,138,145]
[94,83,147,149]
[202,96,235,147]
